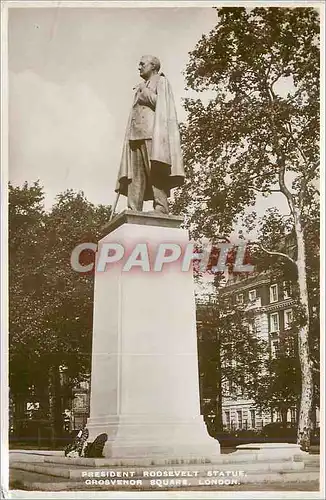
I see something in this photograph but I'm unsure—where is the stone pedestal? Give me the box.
[235,443,308,459]
[87,210,220,460]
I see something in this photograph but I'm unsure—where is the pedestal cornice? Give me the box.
[102,210,184,235]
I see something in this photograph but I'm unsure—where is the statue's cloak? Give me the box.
[115,75,185,200]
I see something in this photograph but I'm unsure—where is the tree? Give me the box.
[9,182,48,432]
[254,333,301,423]
[197,296,266,436]
[36,190,111,439]
[173,7,320,449]
[251,205,320,426]
[9,183,112,442]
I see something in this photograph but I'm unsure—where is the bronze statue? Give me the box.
[115,55,185,215]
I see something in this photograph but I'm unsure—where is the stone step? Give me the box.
[10,450,63,456]
[9,468,320,492]
[38,451,308,467]
[10,459,306,480]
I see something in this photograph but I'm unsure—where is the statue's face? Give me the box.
[139,57,154,81]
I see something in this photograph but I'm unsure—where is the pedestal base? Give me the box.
[87,414,220,459]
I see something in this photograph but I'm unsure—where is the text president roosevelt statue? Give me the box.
[115,55,185,215]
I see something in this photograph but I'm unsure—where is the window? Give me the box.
[237,410,243,429]
[249,289,257,302]
[237,385,244,397]
[224,411,230,430]
[225,380,233,395]
[270,312,280,333]
[271,339,280,358]
[250,409,256,429]
[283,281,292,299]
[270,284,278,303]
[236,293,244,304]
[284,309,293,329]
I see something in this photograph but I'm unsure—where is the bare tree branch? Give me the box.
[253,242,296,265]
[278,159,295,215]
[287,121,311,168]
[246,184,281,194]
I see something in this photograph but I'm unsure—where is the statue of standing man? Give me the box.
[115,55,185,215]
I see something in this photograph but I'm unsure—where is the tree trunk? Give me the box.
[296,400,300,425]
[49,365,63,448]
[37,371,50,418]
[13,393,26,439]
[311,404,316,430]
[293,205,313,450]
[215,330,224,432]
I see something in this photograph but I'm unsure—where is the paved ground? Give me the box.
[8,449,321,493]
[9,470,320,493]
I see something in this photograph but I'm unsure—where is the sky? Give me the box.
[8,4,291,221]
[8,6,219,211]
[8,2,311,300]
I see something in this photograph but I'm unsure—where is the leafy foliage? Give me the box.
[254,333,301,415]
[9,182,111,432]
[197,297,266,433]
[173,6,320,448]
[173,6,319,238]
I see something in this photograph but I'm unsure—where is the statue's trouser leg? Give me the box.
[128,140,169,214]
[152,186,169,214]
[143,140,169,215]
[127,141,147,211]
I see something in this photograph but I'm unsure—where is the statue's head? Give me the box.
[138,55,161,81]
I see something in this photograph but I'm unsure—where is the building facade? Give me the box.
[217,270,320,431]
